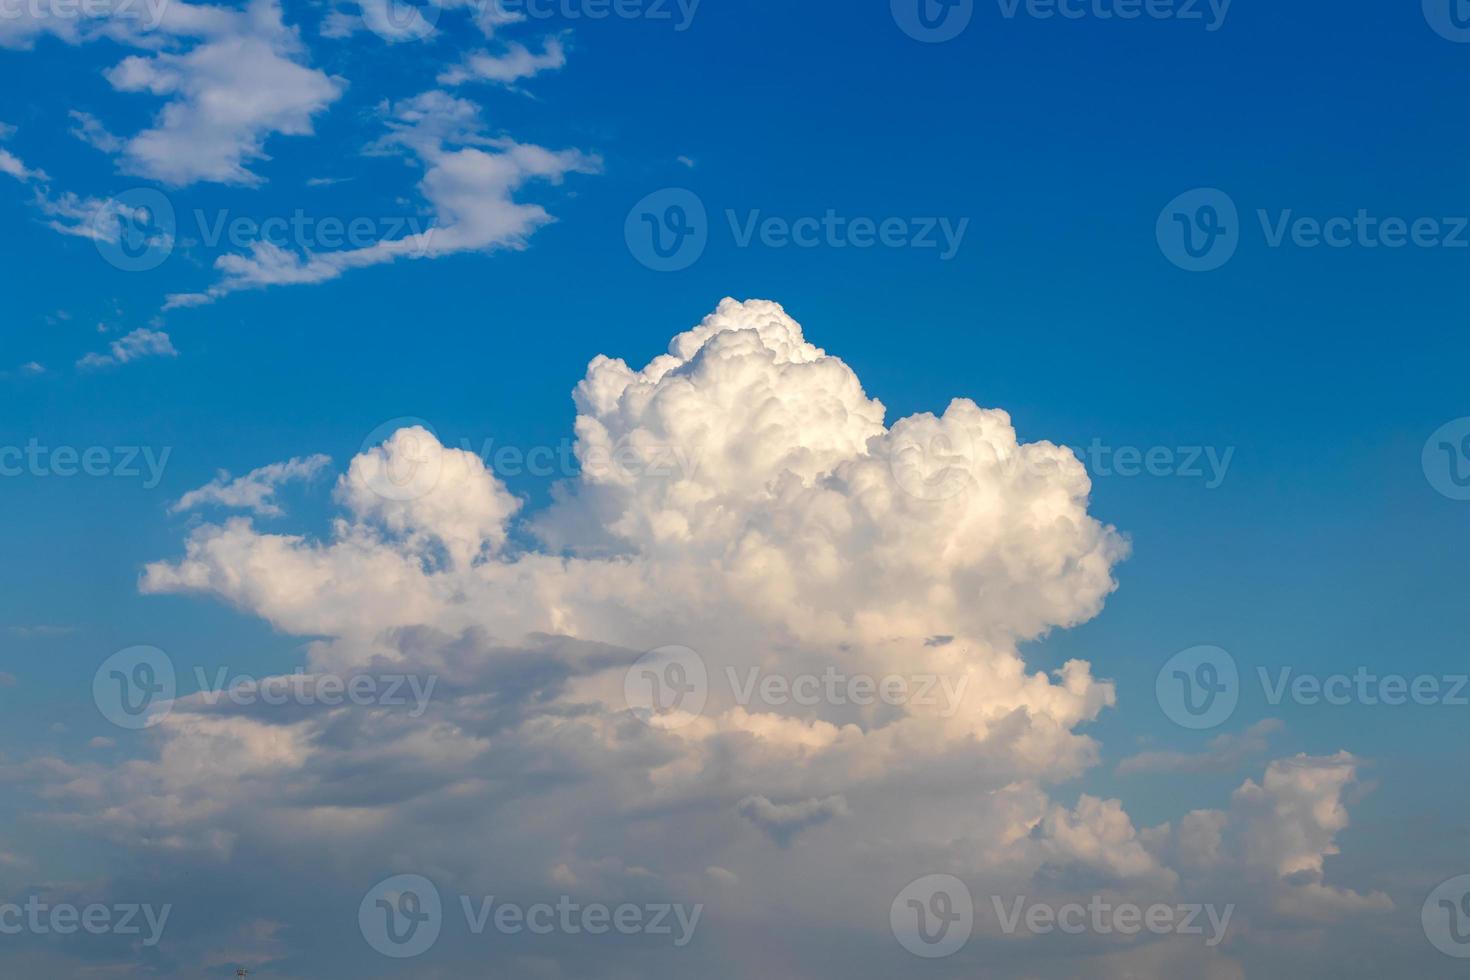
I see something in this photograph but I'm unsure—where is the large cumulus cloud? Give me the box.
[3,299,1393,977]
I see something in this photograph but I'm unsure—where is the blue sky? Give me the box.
[2,0,1469,976]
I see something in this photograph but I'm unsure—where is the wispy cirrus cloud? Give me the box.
[164,90,598,308]
[76,326,177,370]
[172,454,333,517]
[438,36,567,87]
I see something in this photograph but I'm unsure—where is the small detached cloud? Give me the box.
[77,327,177,370]
[172,454,333,517]
[737,794,850,846]
[68,110,124,154]
[1117,718,1285,776]
[165,90,598,308]
[439,37,567,87]
[5,625,78,637]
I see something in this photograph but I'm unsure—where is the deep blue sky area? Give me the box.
[1,0,1468,976]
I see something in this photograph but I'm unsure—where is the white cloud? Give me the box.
[172,454,333,517]
[439,37,568,87]
[165,90,598,307]
[1117,719,1284,775]
[104,0,344,186]
[67,109,124,154]
[77,326,177,369]
[6,300,1394,976]
[0,125,160,242]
